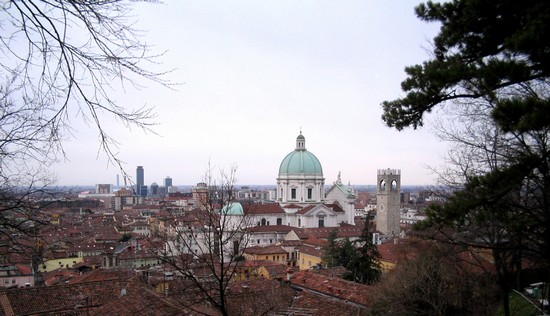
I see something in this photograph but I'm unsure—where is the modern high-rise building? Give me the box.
[150,182,159,196]
[164,176,172,189]
[136,166,144,186]
[136,166,147,197]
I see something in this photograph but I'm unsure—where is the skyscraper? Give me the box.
[136,166,147,197]
[164,176,172,189]
[136,166,144,186]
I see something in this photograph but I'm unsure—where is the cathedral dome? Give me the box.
[220,202,244,215]
[278,133,323,176]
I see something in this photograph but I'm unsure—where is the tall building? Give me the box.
[376,168,401,237]
[136,166,144,186]
[150,182,159,196]
[136,166,147,197]
[164,176,173,190]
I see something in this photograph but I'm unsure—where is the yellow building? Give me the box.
[234,260,288,281]
[39,256,84,273]
[243,245,288,264]
[296,244,324,270]
[377,240,401,273]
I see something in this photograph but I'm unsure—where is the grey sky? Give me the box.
[53,1,446,187]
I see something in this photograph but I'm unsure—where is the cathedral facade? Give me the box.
[243,132,356,229]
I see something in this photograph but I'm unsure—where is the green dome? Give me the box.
[279,150,323,175]
[220,202,244,215]
[279,133,323,176]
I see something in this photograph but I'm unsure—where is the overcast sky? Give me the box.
[52,1,447,187]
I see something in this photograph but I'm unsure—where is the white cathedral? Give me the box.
[237,132,358,229]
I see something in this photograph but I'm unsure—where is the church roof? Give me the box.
[244,204,285,215]
[278,133,323,176]
[221,203,244,215]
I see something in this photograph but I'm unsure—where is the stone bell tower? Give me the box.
[376,168,401,237]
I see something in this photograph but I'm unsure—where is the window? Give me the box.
[276,218,282,225]
[318,217,325,228]
[298,218,301,227]
[291,188,296,199]
[307,188,312,200]
[269,239,273,243]
[261,218,267,226]
[308,261,312,267]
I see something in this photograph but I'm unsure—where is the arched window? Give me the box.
[380,179,386,191]
[391,179,398,191]
[261,218,267,226]
[276,218,282,225]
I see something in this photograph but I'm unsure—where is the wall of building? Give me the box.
[39,257,84,273]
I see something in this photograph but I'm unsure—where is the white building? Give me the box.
[245,132,355,228]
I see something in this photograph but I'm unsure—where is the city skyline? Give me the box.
[50,1,449,187]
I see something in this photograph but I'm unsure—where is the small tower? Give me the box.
[376,169,401,237]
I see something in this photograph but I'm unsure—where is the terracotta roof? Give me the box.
[290,270,371,307]
[15,264,32,276]
[289,226,362,242]
[244,245,288,255]
[296,205,316,215]
[279,240,303,247]
[0,275,135,315]
[324,203,346,213]
[288,288,369,315]
[281,204,303,209]
[302,226,363,239]
[244,204,285,215]
[226,278,296,315]
[262,264,289,279]
[247,225,295,233]
[296,244,324,258]
[377,240,403,263]
[241,260,287,268]
[90,279,184,315]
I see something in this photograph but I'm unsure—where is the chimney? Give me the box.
[286,268,294,281]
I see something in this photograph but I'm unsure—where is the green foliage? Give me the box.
[322,221,382,284]
[383,2,550,315]
[496,291,540,316]
[382,0,550,132]
[344,219,382,284]
[322,228,341,268]
[370,242,500,316]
